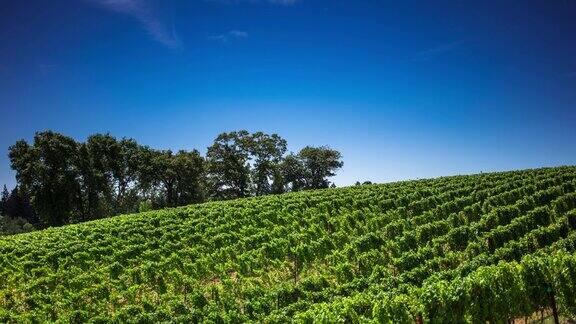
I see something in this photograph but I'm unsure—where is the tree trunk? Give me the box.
[415,313,424,324]
[549,293,560,324]
[165,180,175,207]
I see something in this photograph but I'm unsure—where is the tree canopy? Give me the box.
[7,130,343,228]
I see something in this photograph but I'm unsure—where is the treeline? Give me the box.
[6,130,343,228]
[0,185,36,235]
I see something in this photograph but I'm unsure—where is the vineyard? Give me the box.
[1,166,576,322]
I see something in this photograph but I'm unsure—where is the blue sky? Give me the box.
[1,0,575,188]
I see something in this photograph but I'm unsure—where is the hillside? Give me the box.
[1,166,576,322]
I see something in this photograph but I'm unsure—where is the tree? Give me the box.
[0,185,8,215]
[0,214,35,236]
[137,148,205,207]
[7,129,345,226]
[280,153,307,192]
[172,150,206,205]
[206,131,251,200]
[75,141,109,221]
[245,132,287,196]
[9,131,80,226]
[151,150,179,207]
[298,146,343,189]
[137,147,172,207]
[136,146,161,205]
[271,166,285,194]
[110,138,141,214]
[3,186,37,225]
[83,134,117,218]
[280,148,343,191]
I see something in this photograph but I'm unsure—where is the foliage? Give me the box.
[0,215,35,236]
[8,130,343,228]
[206,130,252,199]
[0,166,574,322]
[298,146,344,189]
[0,186,36,226]
[9,131,79,226]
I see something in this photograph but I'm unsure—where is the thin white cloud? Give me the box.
[205,0,298,5]
[229,30,248,38]
[207,35,229,42]
[267,0,298,4]
[36,63,56,76]
[413,41,462,62]
[208,30,249,43]
[87,0,181,49]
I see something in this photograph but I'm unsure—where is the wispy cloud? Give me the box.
[87,0,181,49]
[229,30,248,38]
[36,63,56,76]
[267,0,298,4]
[208,30,249,43]
[412,41,462,62]
[205,0,299,5]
